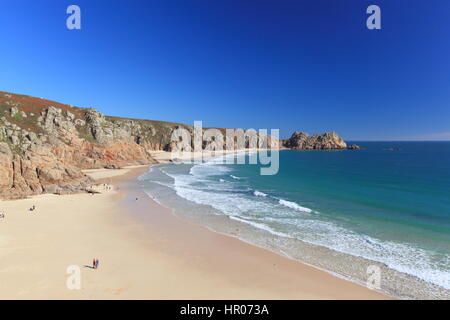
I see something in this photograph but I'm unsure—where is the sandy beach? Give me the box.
[0,165,389,299]
[148,149,279,163]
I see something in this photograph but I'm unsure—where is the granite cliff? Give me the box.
[0,92,181,199]
[0,91,357,199]
[282,131,360,150]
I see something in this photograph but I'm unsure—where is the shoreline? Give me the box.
[144,154,450,300]
[148,149,276,164]
[132,164,398,299]
[0,164,389,299]
[113,165,390,299]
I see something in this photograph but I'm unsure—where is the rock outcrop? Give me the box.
[347,144,361,150]
[0,91,358,199]
[0,92,167,199]
[282,131,358,150]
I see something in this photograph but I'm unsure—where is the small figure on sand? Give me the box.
[93,258,100,269]
[0,212,5,219]
[29,205,36,212]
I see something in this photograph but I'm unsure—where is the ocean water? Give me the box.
[138,142,450,299]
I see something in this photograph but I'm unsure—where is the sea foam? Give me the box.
[278,199,312,213]
[254,190,268,197]
[140,160,450,294]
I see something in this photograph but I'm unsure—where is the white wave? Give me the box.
[253,190,267,197]
[263,215,450,290]
[137,166,154,181]
[278,199,312,213]
[229,216,292,238]
[190,163,232,177]
[230,175,242,180]
[142,164,450,291]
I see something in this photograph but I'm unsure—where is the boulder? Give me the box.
[347,144,361,150]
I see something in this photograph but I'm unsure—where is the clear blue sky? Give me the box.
[1,0,449,140]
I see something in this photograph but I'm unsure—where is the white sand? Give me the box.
[148,148,276,163]
[82,165,149,180]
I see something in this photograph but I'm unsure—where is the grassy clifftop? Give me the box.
[0,91,192,152]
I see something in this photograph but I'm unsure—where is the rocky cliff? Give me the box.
[282,131,358,150]
[0,92,185,199]
[0,91,357,199]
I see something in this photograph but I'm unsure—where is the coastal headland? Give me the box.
[0,91,359,200]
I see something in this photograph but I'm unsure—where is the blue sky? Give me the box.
[0,0,449,140]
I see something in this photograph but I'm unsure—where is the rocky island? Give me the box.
[281,131,359,150]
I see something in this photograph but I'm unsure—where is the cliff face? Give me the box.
[0,91,357,199]
[0,92,184,199]
[282,131,353,150]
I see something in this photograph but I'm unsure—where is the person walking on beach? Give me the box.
[93,258,96,269]
[95,259,99,269]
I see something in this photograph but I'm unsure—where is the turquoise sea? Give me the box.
[138,142,450,299]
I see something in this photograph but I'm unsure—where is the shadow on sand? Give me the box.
[83,265,96,269]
